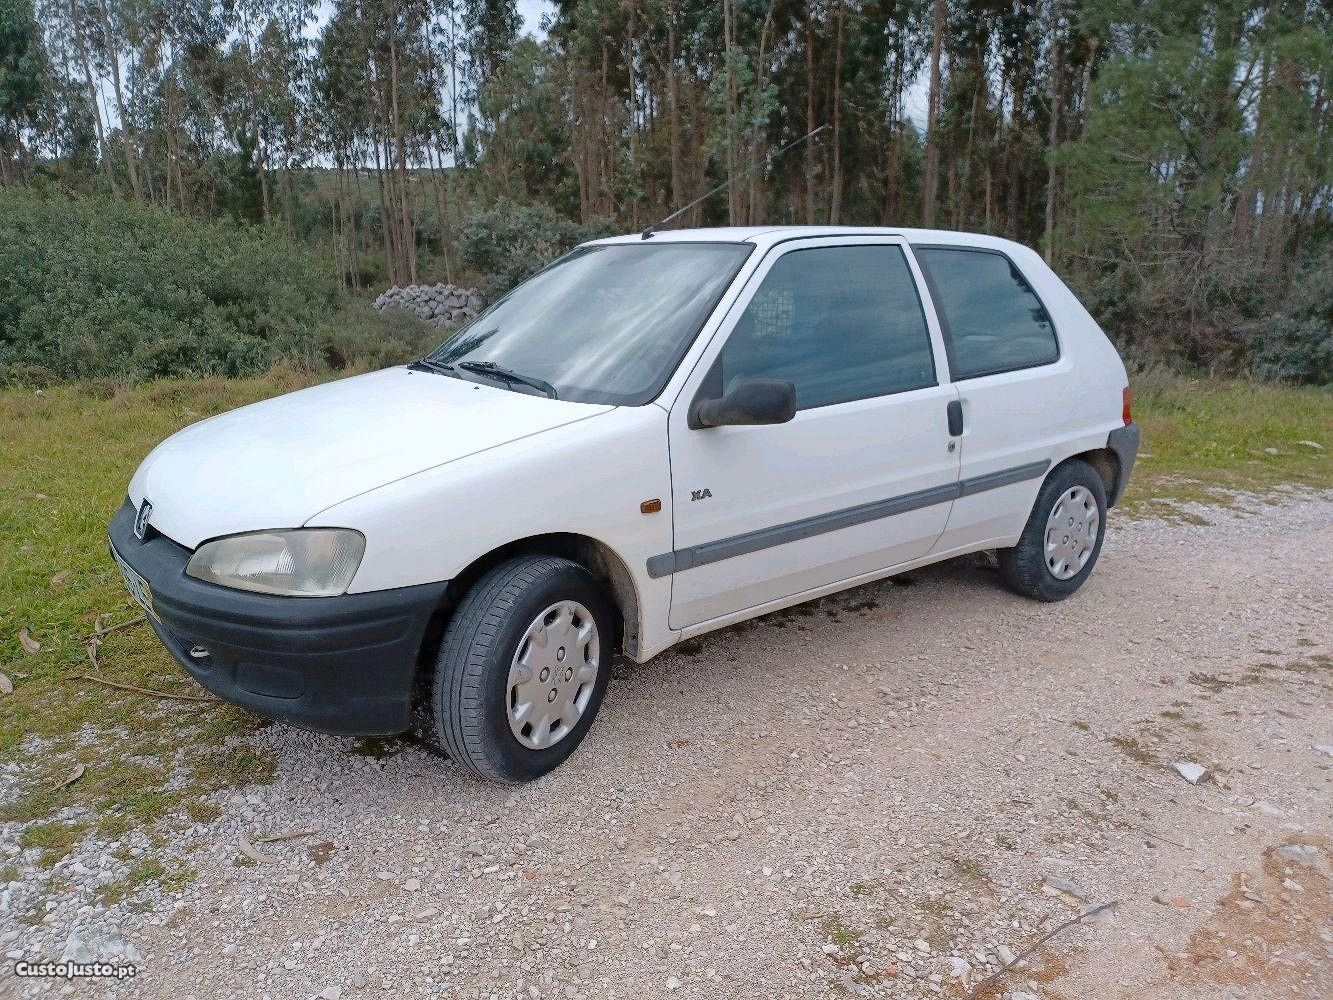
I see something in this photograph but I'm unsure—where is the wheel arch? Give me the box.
[1063,447,1119,505]
[438,533,643,660]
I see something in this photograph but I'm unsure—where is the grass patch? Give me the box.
[1126,374,1332,513]
[1109,733,1161,767]
[822,917,863,950]
[96,857,195,905]
[18,821,88,866]
[949,856,988,880]
[0,376,304,855]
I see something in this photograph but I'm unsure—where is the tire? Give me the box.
[424,556,614,782]
[998,459,1108,602]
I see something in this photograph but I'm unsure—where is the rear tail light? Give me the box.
[1122,386,1132,425]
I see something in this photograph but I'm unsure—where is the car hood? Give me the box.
[128,368,612,549]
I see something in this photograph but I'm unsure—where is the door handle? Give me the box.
[947,400,963,437]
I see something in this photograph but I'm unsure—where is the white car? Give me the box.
[109,227,1139,781]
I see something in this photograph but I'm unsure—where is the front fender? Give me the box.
[307,405,675,657]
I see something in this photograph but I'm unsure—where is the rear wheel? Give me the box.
[425,556,614,782]
[998,459,1107,602]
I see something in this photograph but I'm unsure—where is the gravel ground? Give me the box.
[3,495,1331,1000]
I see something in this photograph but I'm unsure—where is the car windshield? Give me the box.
[425,242,753,405]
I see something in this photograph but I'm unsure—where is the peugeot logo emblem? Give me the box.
[134,499,153,540]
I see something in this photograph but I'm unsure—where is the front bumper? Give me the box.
[108,500,447,735]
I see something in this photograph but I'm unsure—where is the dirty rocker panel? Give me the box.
[647,460,1051,579]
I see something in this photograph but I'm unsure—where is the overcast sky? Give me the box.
[517,0,552,37]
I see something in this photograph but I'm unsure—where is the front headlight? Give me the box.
[186,529,365,597]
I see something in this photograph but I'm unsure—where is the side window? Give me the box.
[718,245,935,410]
[914,247,1059,379]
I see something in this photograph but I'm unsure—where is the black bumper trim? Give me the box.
[1106,422,1140,507]
[108,500,447,736]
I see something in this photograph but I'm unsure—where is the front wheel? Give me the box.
[998,459,1108,602]
[425,556,614,782]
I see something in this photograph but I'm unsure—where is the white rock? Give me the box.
[59,926,142,965]
[1313,744,1333,757]
[319,988,341,1000]
[1172,761,1210,784]
[665,976,682,990]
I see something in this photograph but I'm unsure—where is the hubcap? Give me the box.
[1044,485,1099,580]
[507,601,600,750]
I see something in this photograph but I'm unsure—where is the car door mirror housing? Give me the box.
[690,379,797,429]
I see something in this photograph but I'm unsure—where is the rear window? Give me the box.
[914,247,1059,379]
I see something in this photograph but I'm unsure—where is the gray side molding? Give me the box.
[648,459,1050,579]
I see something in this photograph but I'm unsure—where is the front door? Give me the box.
[663,237,960,630]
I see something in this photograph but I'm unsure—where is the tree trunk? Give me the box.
[958,54,986,227]
[387,0,417,283]
[723,0,739,224]
[748,2,777,225]
[883,52,902,225]
[922,0,945,227]
[372,134,398,286]
[829,1,845,224]
[95,0,140,198]
[70,0,117,193]
[1044,15,1064,265]
[667,1,684,214]
[626,0,639,229]
[1006,62,1027,237]
[804,20,816,225]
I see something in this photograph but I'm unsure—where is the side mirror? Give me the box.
[691,379,797,429]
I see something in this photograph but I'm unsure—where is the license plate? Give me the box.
[111,545,160,622]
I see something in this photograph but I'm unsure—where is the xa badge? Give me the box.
[134,499,153,540]
[690,488,712,502]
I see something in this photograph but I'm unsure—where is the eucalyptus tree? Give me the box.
[0,0,48,183]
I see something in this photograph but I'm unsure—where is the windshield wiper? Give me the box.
[457,360,558,399]
[407,357,457,376]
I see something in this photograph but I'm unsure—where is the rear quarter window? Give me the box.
[913,246,1059,380]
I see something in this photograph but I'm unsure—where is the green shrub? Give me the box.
[314,302,439,372]
[1243,254,1333,385]
[0,189,346,383]
[458,199,616,299]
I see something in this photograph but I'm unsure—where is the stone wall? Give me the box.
[372,283,485,329]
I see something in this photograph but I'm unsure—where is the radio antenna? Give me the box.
[640,123,829,240]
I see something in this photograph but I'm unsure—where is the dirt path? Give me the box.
[9,496,1333,1000]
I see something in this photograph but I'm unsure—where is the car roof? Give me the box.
[588,225,1032,256]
